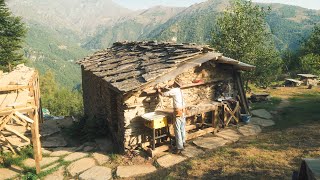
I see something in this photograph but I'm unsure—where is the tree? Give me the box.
[0,0,26,71]
[211,0,282,87]
[40,71,83,116]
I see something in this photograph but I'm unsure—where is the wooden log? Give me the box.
[185,124,197,132]
[186,127,214,140]
[0,106,34,116]
[30,109,42,174]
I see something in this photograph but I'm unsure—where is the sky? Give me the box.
[114,0,320,10]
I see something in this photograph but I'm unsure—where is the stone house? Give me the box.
[78,41,255,152]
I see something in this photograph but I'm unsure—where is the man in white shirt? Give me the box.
[158,81,186,154]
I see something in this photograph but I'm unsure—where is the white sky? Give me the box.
[113,0,320,10]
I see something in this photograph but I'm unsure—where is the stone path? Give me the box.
[117,165,157,178]
[157,154,187,168]
[1,108,277,179]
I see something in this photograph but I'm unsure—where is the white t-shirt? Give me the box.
[163,88,185,109]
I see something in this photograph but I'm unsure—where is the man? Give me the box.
[158,81,186,154]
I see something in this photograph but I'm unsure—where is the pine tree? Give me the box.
[0,0,26,71]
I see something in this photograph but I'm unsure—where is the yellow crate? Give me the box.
[144,117,168,129]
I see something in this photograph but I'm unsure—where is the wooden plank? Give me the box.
[0,85,30,92]
[186,127,214,140]
[14,111,34,123]
[0,106,34,116]
[4,125,30,143]
[185,125,197,131]
[30,110,42,174]
[0,92,18,109]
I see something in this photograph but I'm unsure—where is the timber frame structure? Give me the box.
[78,41,255,153]
[0,64,42,173]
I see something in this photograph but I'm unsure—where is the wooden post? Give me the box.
[30,109,42,174]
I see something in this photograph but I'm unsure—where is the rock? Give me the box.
[0,168,19,180]
[50,148,74,157]
[250,117,275,127]
[44,166,65,180]
[74,144,85,151]
[116,165,157,178]
[42,148,52,155]
[95,138,114,152]
[40,122,60,137]
[215,129,242,142]
[42,162,60,172]
[66,158,96,177]
[251,109,273,119]
[23,157,59,168]
[92,152,110,165]
[83,146,94,152]
[64,152,88,162]
[238,124,262,136]
[79,166,112,180]
[56,116,74,128]
[193,137,230,149]
[42,134,67,148]
[157,154,186,168]
[181,145,204,158]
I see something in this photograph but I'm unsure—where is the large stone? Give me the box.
[23,157,59,168]
[193,137,230,149]
[157,154,186,168]
[95,138,114,152]
[215,129,242,142]
[116,164,157,178]
[44,166,65,180]
[181,145,204,158]
[50,148,74,157]
[40,122,60,137]
[42,134,67,148]
[251,109,273,119]
[67,158,96,177]
[79,166,112,180]
[42,148,52,155]
[238,124,262,136]
[250,117,275,127]
[64,152,88,162]
[92,152,110,165]
[0,168,19,180]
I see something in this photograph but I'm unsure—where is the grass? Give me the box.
[139,87,320,179]
[251,97,282,111]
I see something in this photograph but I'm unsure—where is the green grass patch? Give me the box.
[1,145,34,168]
[275,93,320,129]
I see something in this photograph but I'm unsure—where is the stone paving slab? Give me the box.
[193,137,230,149]
[23,157,59,168]
[157,154,186,168]
[0,168,20,180]
[64,152,88,162]
[50,148,74,157]
[67,158,96,177]
[92,152,110,165]
[251,109,273,119]
[238,124,262,136]
[181,145,204,158]
[117,164,157,178]
[79,166,112,180]
[250,117,275,127]
[44,166,65,180]
[216,129,242,142]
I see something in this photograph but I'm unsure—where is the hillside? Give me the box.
[83,6,185,50]
[6,0,131,36]
[144,0,320,51]
[6,0,320,88]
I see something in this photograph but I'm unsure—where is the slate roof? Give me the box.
[78,41,255,93]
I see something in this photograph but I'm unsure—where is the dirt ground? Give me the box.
[140,86,320,180]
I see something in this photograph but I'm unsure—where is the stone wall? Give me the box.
[81,67,125,152]
[123,62,238,148]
